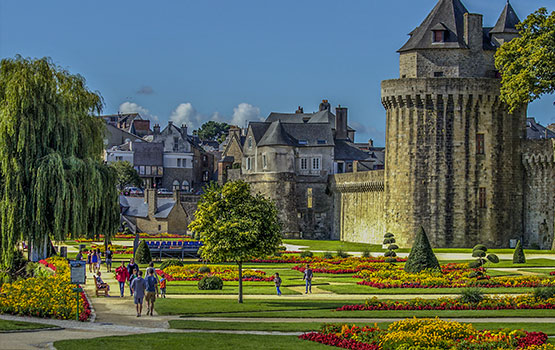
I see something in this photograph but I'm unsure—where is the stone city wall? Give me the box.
[522,139,555,250]
[331,170,386,245]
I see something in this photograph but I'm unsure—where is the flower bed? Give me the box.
[355,263,555,289]
[550,271,555,276]
[87,244,133,255]
[336,294,555,312]
[159,265,273,282]
[300,318,553,350]
[251,255,406,264]
[0,257,91,321]
[292,259,403,274]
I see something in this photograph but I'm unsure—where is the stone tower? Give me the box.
[382,0,526,248]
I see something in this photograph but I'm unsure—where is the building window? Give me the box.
[248,137,253,149]
[152,166,158,175]
[299,140,308,145]
[300,158,308,170]
[479,187,487,208]
[246,157,252,170]
[307,188,313,209]
[158,166,164,176]
[317,140,327,145]
[172,180,180,190]
[116,156,123,162]
[476,134,485,154]
[182,180,190,192]
[434,72,444,77]
[173,137,179,152]
[311,157,321,171]
[202,171,209,182]
[139,166,145,175]
[433,30,445,43]
[262,154,267,169]
[177,159,182,167]
[158,225,161,231]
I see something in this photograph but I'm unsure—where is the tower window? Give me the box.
[307,188,313,209]
[479,187,487,209]
[476,134,485,155]
[434,72,444,77]
[433,30,445,43]
[262,154,267,169]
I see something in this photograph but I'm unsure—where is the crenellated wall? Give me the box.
[522,139,555,250]
[331,170,386,244]
[382,78,526,248]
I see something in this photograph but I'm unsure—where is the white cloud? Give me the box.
[231,103,262,127]
[169,103,205,130]
[118,102,159,122]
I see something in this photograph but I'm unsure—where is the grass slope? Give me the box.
[0,319,57,332]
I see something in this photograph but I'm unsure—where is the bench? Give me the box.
[94,275,109,297]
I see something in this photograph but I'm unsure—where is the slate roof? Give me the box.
[258,121,297,147]
[399,0,469,52]
[265,110,355,131]
[490,1,520,34]
[334,140,375,161]
[527,118,555,139]
[120,195,177,219]
[250,121,335,148]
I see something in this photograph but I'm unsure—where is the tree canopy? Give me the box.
[193,121,230,142]
[188,180,281,302]
[495,8,555,113]
[111,161,142,190]
[0,56,119,266]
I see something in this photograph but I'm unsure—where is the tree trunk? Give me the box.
[238,261,243,304]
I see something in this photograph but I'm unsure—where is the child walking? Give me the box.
[274,273,282,296]
[159,277,167,298]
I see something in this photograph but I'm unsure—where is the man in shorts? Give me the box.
[130,271,146,317]
[144,268,159,316]
[105,248,113,272]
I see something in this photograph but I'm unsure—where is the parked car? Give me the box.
[157,187,173,195]
[124,187,144,196]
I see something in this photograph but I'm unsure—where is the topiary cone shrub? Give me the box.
[135,240,152,264]
[513,240,526,264]
[383,233,399,263]
[404,226,440,273]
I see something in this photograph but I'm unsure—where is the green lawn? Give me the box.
[54,333,331,350]
[519,268,555,275]
[317,284,534,295]
[155,298,555,319]
[167,285,299,295]
[0,319,58,332]
[441,259,555,267]
[283,239,381,252]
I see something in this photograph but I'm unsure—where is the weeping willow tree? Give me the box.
[0,56,119,267]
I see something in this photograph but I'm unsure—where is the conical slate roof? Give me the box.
[399,0,469,52]
[257,120,296,147]
[490,1,520,34]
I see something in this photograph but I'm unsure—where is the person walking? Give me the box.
[91,250,98,274]
[95,249,102,273]
[87,250,93,273]
[274,272,282,296]
[129,268,138,296]
[76,250,83,261]
[146,261,160,296]
[127,258,139,296]
[105,247,113,272]
[159,277,167,298]
[115,262,129,297]
[144,268,159,316]
[303,264,313,294]
[130,271,146,317]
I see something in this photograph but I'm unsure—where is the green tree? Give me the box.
[0,56,119,267]
[403,227,440,273]
[383,233,399,263]
[193,121,230,142]
[513,240,526,264]
[469,244,499,278]
[111,161,142,190]
[189,180,282,303]
[495,8,555,113]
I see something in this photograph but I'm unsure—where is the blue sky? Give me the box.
[1,0,554,145]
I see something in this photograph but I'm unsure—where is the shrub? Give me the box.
[323,252,333,259]
[336,249,349,258]
[404,227,440,273]
[513,240,526,264]
[533,286,555,301]
[135,240,152,264]
[459,287,484,304]
[362,249,372,258]
[300,251,314,258]
[470,243,499,278]
[274,250,283,257]
[198,265,211,274]
[159,259,183,270]
[198,276,223,290]
[383,232,399,263]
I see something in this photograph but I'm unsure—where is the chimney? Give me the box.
[229,125,240,139]
[319,99,331,112]
[144,188,158,218]
[181,124,188,136]
[295,106,304,114]
[464,13,484,52]
[173,189,181,203]
[153,124,160,135]
[335,105,348,140]
[368,139,374,148]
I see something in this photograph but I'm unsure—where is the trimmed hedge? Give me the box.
[404,226,440,273]
[198,276,223,290]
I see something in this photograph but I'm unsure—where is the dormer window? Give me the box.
[298,140,308,145]
[433,30,445,43]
